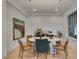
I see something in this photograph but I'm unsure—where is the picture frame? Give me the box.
[13,18,25,40]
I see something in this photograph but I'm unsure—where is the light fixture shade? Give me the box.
[33,8,37,11]
[59,0,62,1]
[28,0,31,2]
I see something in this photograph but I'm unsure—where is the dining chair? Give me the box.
[36,39,49,59]
[18,39,33,59]
[54,35,61,45]
[55,39,69,59]
[27,35,32,45]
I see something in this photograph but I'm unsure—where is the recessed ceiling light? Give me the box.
[33,8,37,11]
[55,8,58,11]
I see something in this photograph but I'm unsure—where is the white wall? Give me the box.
[27,15,64,36]
[2,0,7,58]
[6,2,27,53]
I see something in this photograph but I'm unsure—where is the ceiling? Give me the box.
[7,0,77,15]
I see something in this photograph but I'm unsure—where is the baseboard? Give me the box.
[68,37,77,48]
[7,46,19,55]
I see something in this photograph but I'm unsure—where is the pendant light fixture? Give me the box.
[28,0,31,2]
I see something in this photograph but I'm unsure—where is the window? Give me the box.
[68,11,77,39]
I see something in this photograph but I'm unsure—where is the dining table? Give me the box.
[28,36,61,42]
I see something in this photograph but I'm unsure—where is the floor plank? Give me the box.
[6,44,77,59]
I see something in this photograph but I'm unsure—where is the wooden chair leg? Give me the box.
[66,49,68,56]
[45,53,47,59]
[56,49,58,54]
[19,49,21,57]
[33,49,36,57]
[37,53,39,59]
[21,50,24,59]
[64,50,67,59]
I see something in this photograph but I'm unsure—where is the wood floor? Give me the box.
[6,44,77,59]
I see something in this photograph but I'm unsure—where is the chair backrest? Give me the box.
[36,39,49,53]
[27,35,32,40]
[64,40,69,50]
[18,40,24,50]
[27,35,32,39]
[27,35,32,44]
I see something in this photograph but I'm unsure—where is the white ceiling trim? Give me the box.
[29,14,61,16]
